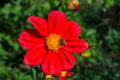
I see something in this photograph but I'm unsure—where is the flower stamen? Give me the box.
[46,34,64,52]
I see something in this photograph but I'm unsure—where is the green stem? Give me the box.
[56,1,63,10]
[31,67,37,80]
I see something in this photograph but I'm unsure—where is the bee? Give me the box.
[60,38,66,45]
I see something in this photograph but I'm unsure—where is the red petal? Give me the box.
[48,10,67,34]
[57,49,76,70]
[59,71,74,80]
[18,29,44,49]
[59,76,67,80]
[66,72,74,77]
[62,21,81,40]
[42,51,61,75]
[63,39,89,53]
[28,16,49,36]
[24,46,47,66]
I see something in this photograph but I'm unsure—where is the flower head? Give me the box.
[59,71,74,80]
[66,0,80,11]
[18,10,88,75]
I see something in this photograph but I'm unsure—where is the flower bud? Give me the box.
[45,75,52,80]
[66,0,80,10]
[81,49,91,58]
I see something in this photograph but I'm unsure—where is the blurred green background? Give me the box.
[0,0,120,80]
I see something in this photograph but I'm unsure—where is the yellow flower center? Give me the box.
[61,71,67,77]
[46,34,64,52]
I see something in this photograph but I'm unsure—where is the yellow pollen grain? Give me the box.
[46,34,62,52]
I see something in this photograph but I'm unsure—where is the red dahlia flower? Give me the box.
[18,10,88,75]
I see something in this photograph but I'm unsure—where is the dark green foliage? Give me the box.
[0,0,120,80]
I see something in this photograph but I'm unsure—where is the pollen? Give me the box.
[46,34,62,52]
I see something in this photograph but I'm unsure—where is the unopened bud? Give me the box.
[81,49,91,58]
[45,75,52,80]
[66,0,80,10]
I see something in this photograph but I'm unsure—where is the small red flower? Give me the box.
[59,71,74,80]
[18,10,88,75]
